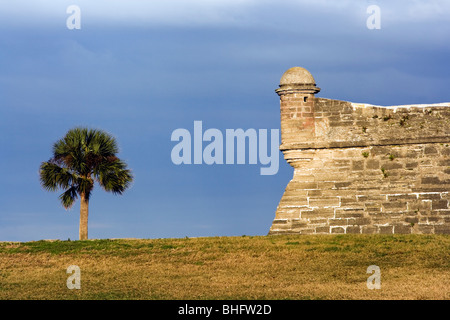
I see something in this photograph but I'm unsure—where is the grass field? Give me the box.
[0,234,449,300]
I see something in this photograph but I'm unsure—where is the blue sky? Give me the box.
[0,0,449,241]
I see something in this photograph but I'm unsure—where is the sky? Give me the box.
[0,0,449,242]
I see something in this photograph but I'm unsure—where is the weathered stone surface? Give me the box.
[378,226,394,234]
[346,226,361,234]
[361,225,377,234]
[268,67,450,235]
[394,225,412,234]
[331,227,345,234]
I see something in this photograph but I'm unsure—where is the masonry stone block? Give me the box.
[394,225,412,234]
[346,226,361,234]
[331,227,345,234]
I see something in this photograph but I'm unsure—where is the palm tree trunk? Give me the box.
[79,192,89,240]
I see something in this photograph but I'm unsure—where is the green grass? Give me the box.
[0,234,449,300]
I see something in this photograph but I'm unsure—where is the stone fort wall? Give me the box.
[269,67,450,235]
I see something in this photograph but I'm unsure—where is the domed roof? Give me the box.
[279,67,316,86]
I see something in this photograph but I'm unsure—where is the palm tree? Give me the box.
[39,127,133,240]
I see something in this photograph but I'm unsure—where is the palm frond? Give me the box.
[76,176,94,200]
[39,162,78,191]
[58,186,78,209]
[94,159,133,194]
